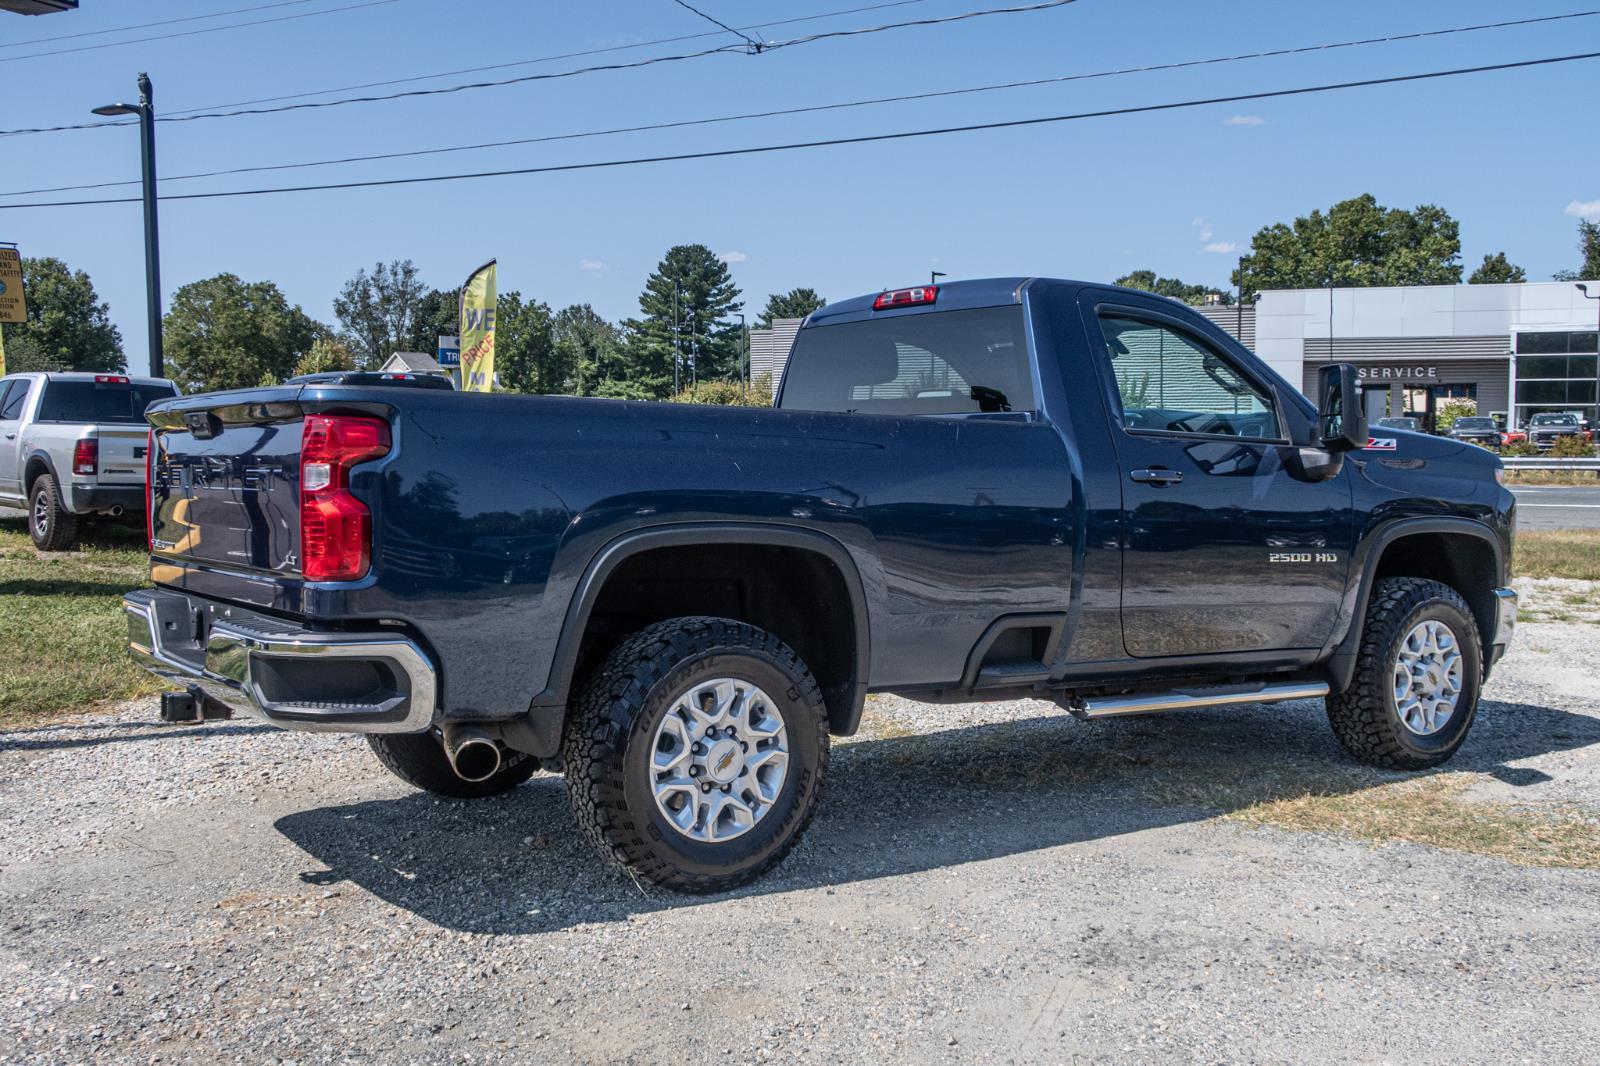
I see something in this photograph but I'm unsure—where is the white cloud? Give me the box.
[1192,217,1214,242]
[578,259,604,271]
[1224,114,1265,126]
[717,250,748,263]
[1565,199,1600,220]
[1203,241,1240,254]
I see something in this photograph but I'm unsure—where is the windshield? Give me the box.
[779,306,1034,416]
[1531,414,1577,425]
[35,380,177,424]
[1455,418,1495,429]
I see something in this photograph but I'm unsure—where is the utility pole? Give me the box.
[734,312,747,400]
[672,280,681,394]
[94,73,163,378]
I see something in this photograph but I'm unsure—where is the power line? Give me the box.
[0,0,1075,135]
[6,8,1593,199]
[666,0,764,51]
[158,0,932,118]
[0,0,400,64]
[0,0,322,49]
[2,51,1593,212]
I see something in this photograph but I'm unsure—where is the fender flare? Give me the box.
[23,449,60,496]
[518,523,872,757]
[1323,515,1505,691]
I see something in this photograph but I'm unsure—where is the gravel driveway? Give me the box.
[4,599,1599,1063]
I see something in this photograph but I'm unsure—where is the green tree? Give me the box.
[291,337,356,378]
[1114,270,1231,305]
[163,273,320,393]
[756,286,825,327]
[621,244,743,396]
[1233,194,1462,298]
[0,256,124,372]
[334,259,428,367]
[403,287,459,355]
[1553,220,1600,281]
[494,291,556,394]
[552,304,622,396]
[1468,252,1526,284]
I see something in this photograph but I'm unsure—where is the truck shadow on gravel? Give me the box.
[274,696,1600,934]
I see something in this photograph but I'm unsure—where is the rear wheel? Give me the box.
[29,474,79,551]
[564,617,829,893]
[367,731,539,799]
[1326,577,1483,770]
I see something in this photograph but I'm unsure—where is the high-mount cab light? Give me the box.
[872,286,938,311]
[94,374,130,384]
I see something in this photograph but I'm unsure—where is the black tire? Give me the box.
[28,474,79,552]
[564,616,829,893]
[366,731,539,799]
[1326,577,1483,770]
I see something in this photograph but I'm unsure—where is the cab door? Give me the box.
[1079,293,1354,658]
[0,378,34,503]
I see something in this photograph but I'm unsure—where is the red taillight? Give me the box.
[872,285,938,311]
[95,374,130,384]
[72,438,98,476]
[300,414,390,581]
[145,428,156,550]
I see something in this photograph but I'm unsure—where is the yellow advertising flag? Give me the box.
[0,246,26,325]
[458,259,497,393]
[0,326,7,378]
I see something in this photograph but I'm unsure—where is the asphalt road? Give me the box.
[1509,485,1600,530]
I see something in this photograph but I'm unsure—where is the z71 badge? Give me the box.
[1364,437,1397,450]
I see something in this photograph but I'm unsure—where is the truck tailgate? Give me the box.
[151,413,302,577]
[94,425,155,485]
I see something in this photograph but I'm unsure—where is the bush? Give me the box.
[1550,433,1597,459]
[292,337,356,378]
[1500,440,1540,457]
[1435,397,1477,433]
[667,378,773,407]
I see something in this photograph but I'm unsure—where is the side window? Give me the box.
[1096,314,1281,440]
[0,380,29,421]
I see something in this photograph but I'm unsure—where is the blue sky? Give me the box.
[3,0,1598,374]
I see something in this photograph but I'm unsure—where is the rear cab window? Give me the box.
[36,379,177,424]
[778,306,1034,416]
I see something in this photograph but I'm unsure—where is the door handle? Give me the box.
[3,433,14,440]
[1131,467,1184,486]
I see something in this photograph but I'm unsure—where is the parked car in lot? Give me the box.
[1448,416,1502,447]
[123,278,1518,891]
[0,371,179,549]
[1525,412,1591,450]
[1374,415,1423,433]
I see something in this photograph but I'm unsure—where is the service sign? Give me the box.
[0,247,26,324]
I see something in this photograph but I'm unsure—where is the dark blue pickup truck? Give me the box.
[125,278,1517,891]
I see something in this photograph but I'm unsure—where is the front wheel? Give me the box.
[1326,577,1483,770]
[564,617,829,893]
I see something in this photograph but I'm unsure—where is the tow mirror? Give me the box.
[1316,363,1367,453]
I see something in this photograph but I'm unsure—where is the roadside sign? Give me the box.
[437,334,460,367]
[0,246,25,324]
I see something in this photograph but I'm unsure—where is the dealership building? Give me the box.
[1195,280,1598,430]
[751,280,1599,430]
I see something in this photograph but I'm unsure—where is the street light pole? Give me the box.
[733,312,746,400]
[94,72,163,378]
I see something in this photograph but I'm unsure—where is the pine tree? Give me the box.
[621,245,743,396]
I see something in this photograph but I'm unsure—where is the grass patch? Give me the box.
[1514,529,1600,581]
[0,517,161,727]
[1229,775,1600,870]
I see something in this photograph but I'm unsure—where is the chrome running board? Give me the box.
[1068,681,1329,719]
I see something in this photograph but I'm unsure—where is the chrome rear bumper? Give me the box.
[125,588,436,733]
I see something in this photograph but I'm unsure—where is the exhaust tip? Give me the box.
[443,726,502,783]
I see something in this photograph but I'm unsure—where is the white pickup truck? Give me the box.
[0,371,179,550]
